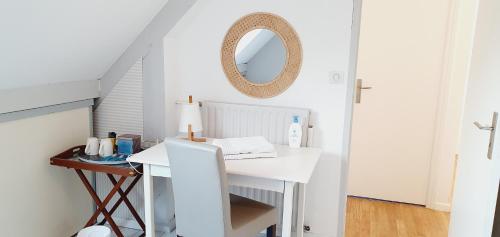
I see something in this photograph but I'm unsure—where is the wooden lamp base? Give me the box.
[186,124,206,142]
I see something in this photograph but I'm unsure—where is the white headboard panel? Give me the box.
[200,101,311,146]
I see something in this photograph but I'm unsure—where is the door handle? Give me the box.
[356,79,373,104]
[474,122,494,131]
[474,112,498,160]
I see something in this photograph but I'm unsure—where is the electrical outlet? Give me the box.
[329,71,345,85]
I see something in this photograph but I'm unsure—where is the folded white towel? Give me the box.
[223,152,278,160]
[212,136,276,156]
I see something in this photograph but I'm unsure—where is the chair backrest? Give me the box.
[165,139,232,237]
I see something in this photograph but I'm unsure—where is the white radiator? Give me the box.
[201,101,311,231]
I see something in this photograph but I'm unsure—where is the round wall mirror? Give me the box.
[235,29,287,84]
[221,13,302,98]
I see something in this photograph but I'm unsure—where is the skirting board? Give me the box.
[98,217,289,236]
[429,202,452,212]
[303,233,334,237]
[97,217,174,233]
[110,218,288,237]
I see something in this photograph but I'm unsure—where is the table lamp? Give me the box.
[178,95,206,142]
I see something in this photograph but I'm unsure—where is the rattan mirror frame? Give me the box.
[221,12,302,98]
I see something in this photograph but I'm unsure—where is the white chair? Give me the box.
[166,138,278,237]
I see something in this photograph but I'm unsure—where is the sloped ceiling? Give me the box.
[0,0,168,90]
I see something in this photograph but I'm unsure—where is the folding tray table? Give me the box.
[50,145,145,237]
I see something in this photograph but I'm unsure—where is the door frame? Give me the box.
[426,0,480,211]
[341,0,473,233]
[425,0,459,211]
[338,0,363,236]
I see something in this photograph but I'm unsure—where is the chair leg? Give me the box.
[267,225,276,237]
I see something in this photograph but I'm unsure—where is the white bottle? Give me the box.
[288,115,302,148]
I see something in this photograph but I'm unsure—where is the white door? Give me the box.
[449,0,500,235]
[347,0,451,204]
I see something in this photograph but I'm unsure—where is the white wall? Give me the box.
[164,0,354,236]
[0,108,93,237]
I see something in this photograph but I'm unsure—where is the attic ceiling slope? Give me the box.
[97,0,198,102]
[0,0,168,90]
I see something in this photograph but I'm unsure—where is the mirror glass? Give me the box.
[235,29,287,84]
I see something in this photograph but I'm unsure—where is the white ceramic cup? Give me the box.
[99,138,114,157]
[85,137,99,156]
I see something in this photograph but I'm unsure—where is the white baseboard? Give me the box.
[304,232,335,237]
[105,218,314,237]
[97,217,173,233]
[428,202,451,212]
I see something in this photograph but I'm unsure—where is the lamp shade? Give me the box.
[178,101,203,133]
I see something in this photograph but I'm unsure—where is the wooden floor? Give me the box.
[345,197,450,237]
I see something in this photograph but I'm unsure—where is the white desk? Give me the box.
[127,142,321,237]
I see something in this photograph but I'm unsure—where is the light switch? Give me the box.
[329,71,345,85]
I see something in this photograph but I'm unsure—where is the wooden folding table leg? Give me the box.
[84,174,127,227]
[75,169,126,237]
[106,174,146,231]
[98,174,142,226]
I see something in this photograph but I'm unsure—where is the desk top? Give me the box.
[127,142,321,184]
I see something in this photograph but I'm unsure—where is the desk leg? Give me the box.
[296,183,306,237]
[144,164,156,237]
[282,181,295,237]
